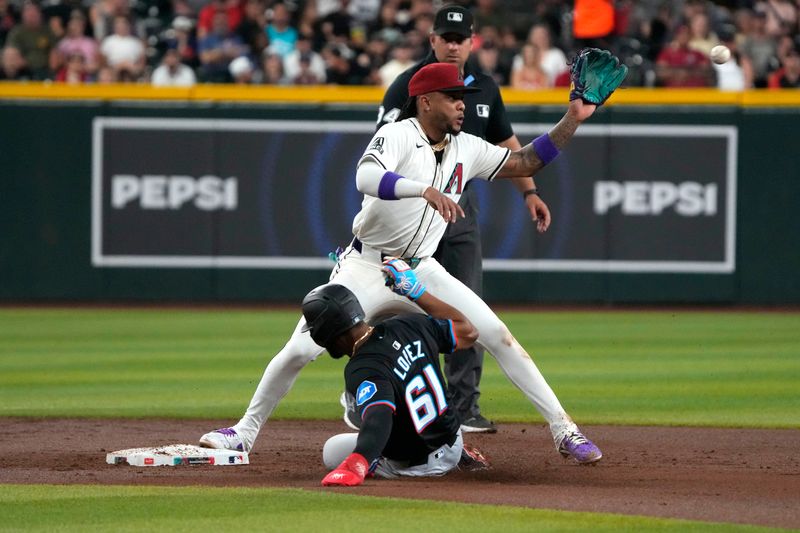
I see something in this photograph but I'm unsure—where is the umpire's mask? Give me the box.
[301,284,365,357]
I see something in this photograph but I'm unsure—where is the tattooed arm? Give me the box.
[495,100,597,179]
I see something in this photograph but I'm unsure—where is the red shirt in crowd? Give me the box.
[656,46,711,87]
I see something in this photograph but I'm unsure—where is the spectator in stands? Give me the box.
[96,64,116,83]
[758,0,797,38]
[714,33,752,90]
[90,0,130,41]
[347,0,381,28]
[46,6,65,41]
[688,11,719,57]
[172,0,196,19]
[511,43,550,89]
[0,45,32,80]
[473,0,517,36]
[317,2,354,51]
[740,9,779,87]
[776,33,799,61]
[292,52,323,84]
[656,24,714,87]
[368,1,403,41]
[170,16,198,68]
[359,32,391,78]
[261,50,288,84]
[100,15,145,82]
[197,0,242,40]
[6,1,56,79]
[284,34,326,83]
[496,26,520,81]
[296,2,319,41]
[56,10,99,76]
[236,0,268,58]
[198,10,246,82]
[151,46,197,86]
[322,43,358,84]
[768,43,800,87]
[377,38,414,87]
[265,2,297,58]
[0,0,20,48]
[229,54,255,83]
[512,23,567,87]
[404,10,434,57]
[476,41,506,86]
[54,51,89,83]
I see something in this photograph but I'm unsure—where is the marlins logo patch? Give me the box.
[356,380,377,406]
[369,137,385,154]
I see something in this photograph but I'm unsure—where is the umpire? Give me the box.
[375,4,552,433]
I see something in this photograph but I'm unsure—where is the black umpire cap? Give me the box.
[301,284,365,351]
[434,5,474,38]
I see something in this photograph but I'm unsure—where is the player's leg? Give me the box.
[200,317,325,452]
[416,260,602,463]
[375,431,464,478]
[433,191,494,433]
[201,252,410,452]
[322,432,359,470]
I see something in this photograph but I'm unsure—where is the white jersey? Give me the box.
[352,118,510,258]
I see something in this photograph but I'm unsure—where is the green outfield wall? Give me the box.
[1,86,798,304]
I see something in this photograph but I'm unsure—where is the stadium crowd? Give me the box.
[1,0,798,89]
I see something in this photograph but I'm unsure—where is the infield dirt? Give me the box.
[1,418,798,529]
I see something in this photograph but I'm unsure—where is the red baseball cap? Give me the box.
[408,63,481,97]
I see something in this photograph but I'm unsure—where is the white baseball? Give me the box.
[710,45,731,64]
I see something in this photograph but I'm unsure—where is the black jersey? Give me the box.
[344,314,461,464]
[376,51,514,144]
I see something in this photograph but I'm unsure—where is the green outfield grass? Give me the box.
[0,308,798,427]
[0,485,784,533]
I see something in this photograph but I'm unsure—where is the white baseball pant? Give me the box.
[230,241,578,450]
[322,430,464,478]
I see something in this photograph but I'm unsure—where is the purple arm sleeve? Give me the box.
[532,133,560,165]
[377,171,403,200]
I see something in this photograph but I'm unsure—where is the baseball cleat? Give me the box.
[339,391,361,431]
[199,427,247,452]
[458,445,491,471]
[460,414,497,434]
[557,431,603,464]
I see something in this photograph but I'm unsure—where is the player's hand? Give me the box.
[525,193,551,233]
[382,258,426,300]
[321,453,369,487]
[567,99,598,123]
[422,187,464,223]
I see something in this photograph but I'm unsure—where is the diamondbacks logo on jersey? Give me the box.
[369,137,385,154]
[476,104,490,118]
[443,163,464,194]
[356,380,377,405]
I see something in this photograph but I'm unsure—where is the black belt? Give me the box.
[352,237,421,269]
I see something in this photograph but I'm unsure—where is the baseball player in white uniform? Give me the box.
[201,57,626,464]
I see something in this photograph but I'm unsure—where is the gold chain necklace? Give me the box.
[352,326,374,354]
[430,137,449,152]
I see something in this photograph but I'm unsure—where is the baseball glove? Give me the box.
[569,48,628,106]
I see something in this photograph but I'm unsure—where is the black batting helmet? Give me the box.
[301,284,365,351]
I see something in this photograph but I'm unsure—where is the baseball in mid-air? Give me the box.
[710,45,731,64]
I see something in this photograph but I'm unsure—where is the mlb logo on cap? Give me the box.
[434,5,473,38]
